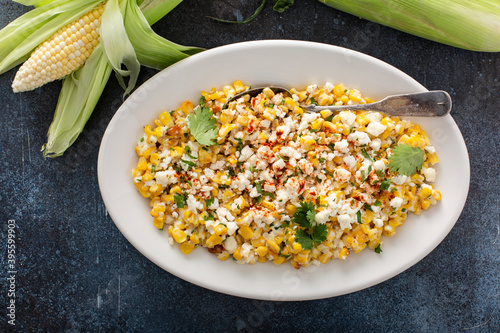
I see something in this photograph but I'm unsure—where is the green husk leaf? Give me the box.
[100,0,140,96]
[319,0,500,52]
[273,0,294,13]
[139,0,182,25]
[125,0,203,70]
[42,45,112,157]
[0,0,104,74]
[14,0,58,6]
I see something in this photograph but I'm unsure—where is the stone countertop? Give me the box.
[1,0,499,331]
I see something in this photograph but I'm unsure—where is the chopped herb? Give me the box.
[357,210,362,224]
[375,244,383,254]
[360,170,366,183]
[219,184,229,189]
[204,212,215,221]
[318,157,326,163]
[174,193,187,208]
[249,166,258,173]
[310,129,320,133]
[151,165,156,172]
[364,204,373,212]
[361,149,374,162]
[265,103,274,108]
[183,133,188,139]
[255,180,265,193]
[206,197,215,207]
[281,98,286,105]
[172,164,181,173]
[228,167,236,177]
[181,159,196,167]
[310,97,319,105]
[374,200,382,206]
[235,137,244,151]
[201,146,209,151]
[328,143,335,151]
[379,178,391,191]
[252,196,263,205]
[199,95,207,106]
[187,180,193,187]
[325,114,334,122]
[140,137,144,142]
[184,146,199,159]
[278,254,291,259]
[315,176,322,183]
[262,191,275,199]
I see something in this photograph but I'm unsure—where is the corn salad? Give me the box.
[132,81,441,269]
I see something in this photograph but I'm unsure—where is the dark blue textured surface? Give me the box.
[1,0,499,332]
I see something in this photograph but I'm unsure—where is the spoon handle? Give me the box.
[304,90,452,117]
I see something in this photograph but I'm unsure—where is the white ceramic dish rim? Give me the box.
[98,40,470,301]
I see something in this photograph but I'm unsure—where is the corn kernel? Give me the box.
[256,246,269,257]
[233,247,243,260]
[266,239,280,253]
[238,225,254,241]
[214,224,228,235]
[206,234,223,248]
[172,229,187,243]
[180,241,195,254]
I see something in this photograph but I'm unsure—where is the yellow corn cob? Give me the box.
[12,3,106,92]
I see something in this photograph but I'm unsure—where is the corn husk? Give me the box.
[38,0,202,157]
[319,0,500,52]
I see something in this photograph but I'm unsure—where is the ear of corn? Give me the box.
[319,0,500,52]
[42,44,112,157]
[0,0,104,75]
[12,2,105,92]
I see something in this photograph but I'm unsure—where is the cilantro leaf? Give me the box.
[306,210,316,225]
[375,244,383,254]
[187,105,218,146]
[312,224,328,245]
[388,144,425,176]
[295,229,313,250]
[174,193,187,208]
[292,201,316,228]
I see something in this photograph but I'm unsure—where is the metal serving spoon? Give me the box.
[223,86,452,117]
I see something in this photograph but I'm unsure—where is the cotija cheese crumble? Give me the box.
[132,81,441,269]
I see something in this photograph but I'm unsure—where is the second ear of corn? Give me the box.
[11,2,106,93]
